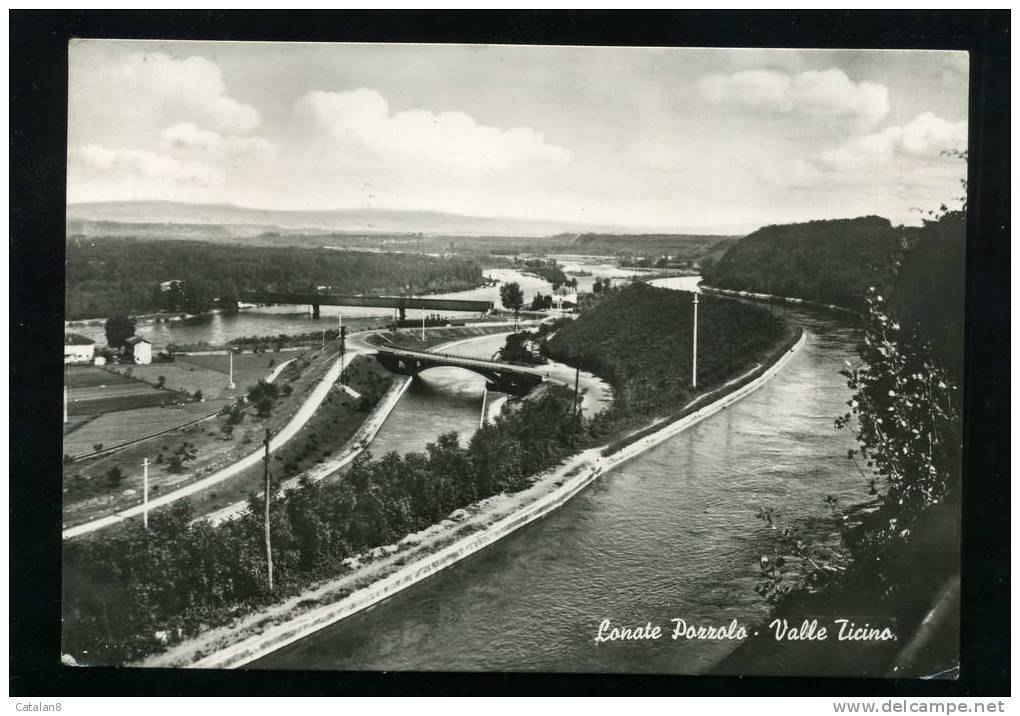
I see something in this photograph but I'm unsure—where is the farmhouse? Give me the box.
[63,333,95,364]
[124,336,153,365]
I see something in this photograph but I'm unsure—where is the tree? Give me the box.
[530,292,553,311]
[105,466,125,489]
[167,443,198,473]
[104,315,136,349]
[500,282,525,332]
[156,376,167,390]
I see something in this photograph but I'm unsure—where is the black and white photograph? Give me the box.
[8,10,1010,699]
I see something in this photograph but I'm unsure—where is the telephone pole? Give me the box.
[692,293,699,389]
[571,360,581,448]
[339,324,348,385]
[263,428,274,592]
[228,350,235,390]
[142,457,150,530]
[479,386,488,428]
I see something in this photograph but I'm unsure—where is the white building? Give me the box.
[124,336,153,365]
[64,333,95,364]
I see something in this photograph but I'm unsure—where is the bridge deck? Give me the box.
[375,345,547,377]
[238,291,493,313]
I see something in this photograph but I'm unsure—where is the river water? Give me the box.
[66,264,645,350]
[250,278,865,674]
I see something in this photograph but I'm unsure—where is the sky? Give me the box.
[67,41,969,234]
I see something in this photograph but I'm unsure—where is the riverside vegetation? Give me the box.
[544,281,795,447]
[715,190,966,675]
[62,277,795,666]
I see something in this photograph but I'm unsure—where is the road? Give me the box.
[65,320,541,539]
[62,348,360,539]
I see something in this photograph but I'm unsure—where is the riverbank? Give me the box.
[143,327,807,668]
[712,501,960,679]
[199,327,535,527]
[700,284,859,316]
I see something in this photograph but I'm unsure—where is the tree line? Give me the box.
[61,385,578,665]
[702,216,910,310]
[64,238,485,320]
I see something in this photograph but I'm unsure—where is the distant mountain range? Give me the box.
[66,200,663,238]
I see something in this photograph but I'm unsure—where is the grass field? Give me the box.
[62,403,222,458]
[65,367,136,389]
[62,342,344,528]
[176,351,301,391]
[66,366,187,416]
[99,350,306,403]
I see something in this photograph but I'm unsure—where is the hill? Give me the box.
[545,282,785,412]
[68,200,645,239]
[548,233,742,261]
[64,238,484,320]
[702,216,909,310]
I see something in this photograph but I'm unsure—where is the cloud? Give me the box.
[696,68,890,127]
[817,112,967,170]
[73,52,260,133]
[71,144,224,185]
[158,122,274,156]
[296,88,573,175]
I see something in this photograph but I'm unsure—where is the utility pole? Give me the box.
[340,324,348,385]
[571,360,581,448]
[142,457,150,530]
[64,363,69,424]
[228,350,235,390]
[479,386,488,428]
[263,428,274,592]
[692,293,699,389]
[421,313,426,342]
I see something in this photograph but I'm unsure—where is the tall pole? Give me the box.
[142,457,150,530]
[263,428,274,592]
[572,361,581,448]
[692,293,699,390]
[228,350,235,390]
[421,312,426,342]
[479,386,488,428]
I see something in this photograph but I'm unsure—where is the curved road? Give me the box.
[65,320,544,539]
[62,349,359,539]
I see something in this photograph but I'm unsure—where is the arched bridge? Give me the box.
[374,344,546,395]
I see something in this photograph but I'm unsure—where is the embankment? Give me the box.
[178,329,807,669]
[700,285,858,316]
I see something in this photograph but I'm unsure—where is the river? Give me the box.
[249,278,864,673]
[65,264,647,350]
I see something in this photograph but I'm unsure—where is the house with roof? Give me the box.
[124,336,153,365]
[64,333,96,364]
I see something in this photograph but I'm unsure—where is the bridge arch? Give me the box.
[373,350,543,396]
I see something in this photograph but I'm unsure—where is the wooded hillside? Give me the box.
[702,216,909,310]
